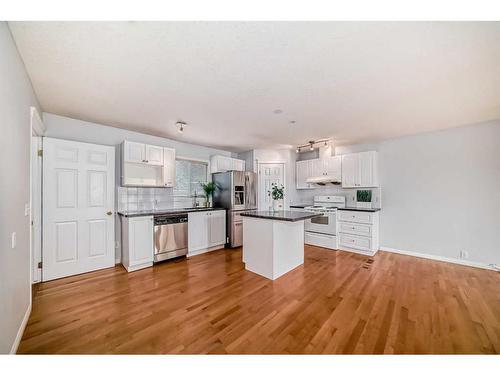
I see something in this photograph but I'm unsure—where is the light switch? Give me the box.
[25,203,30,216]
[11,232,16,249]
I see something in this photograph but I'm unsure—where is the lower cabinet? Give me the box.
[121,215,154,272]
[188,210,226,256]
[337,210,379,256]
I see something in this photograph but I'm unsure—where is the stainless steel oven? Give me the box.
[154,214,188,262]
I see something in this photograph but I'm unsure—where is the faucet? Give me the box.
[193,191,199,208]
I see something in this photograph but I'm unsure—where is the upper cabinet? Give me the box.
[341,151,379,188]
[123,141,146,163]
[163,147,176,188]
[121,141,176,187]
[296,159,314,189]
[210,155,245,174]
[296,156,341,189]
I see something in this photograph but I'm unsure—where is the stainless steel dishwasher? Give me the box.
[153,214,188,262]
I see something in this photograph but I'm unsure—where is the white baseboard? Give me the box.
[10,300,31,354]
[380,246,495,271]
[187,244,225,258]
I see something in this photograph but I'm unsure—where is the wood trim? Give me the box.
[380,246,496,271]
[10,300,31,354]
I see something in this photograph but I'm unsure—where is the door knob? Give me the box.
[106,211,113,216]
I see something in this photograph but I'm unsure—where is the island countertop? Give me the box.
[240,210,321,222]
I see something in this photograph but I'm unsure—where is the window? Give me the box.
[173,159,208,197]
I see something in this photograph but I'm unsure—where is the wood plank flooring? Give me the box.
[18,246,500,354]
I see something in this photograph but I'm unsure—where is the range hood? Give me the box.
[306,176,341,185]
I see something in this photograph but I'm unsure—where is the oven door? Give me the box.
[304,211,336,235]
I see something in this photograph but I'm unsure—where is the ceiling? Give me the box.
[9,21,500,152]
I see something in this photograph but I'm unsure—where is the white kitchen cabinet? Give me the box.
[210,155,245,173]
[163,147,176,187]
[296,159,313,189]
[145,145,164,166]
[188,210,226,256]
[341,151,378,188]
[124,141,146,163]
[337,209,379,256]
[121,215,154,272]
[325,156,342,180]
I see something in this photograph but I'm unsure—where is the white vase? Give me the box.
[273,199,284,211]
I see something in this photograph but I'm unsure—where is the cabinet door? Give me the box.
[124,141,145,163]
[188,212,209,253]
[341,153,359,188]
[359,151,378,187]
[208,211,226,246]
[325,156,341,180]
[129,216,153,265]
[145,145,164,165]
[163,147,176,187]
[296,160,311,189]
[232,159,245,171]
[311,158,324,177]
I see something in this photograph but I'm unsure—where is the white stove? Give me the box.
[303,195,345,249]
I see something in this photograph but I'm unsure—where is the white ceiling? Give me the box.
[9,21,500,152]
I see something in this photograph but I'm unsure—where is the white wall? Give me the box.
[0,23,41,353]
[43,113,233,263]
[335,121,500,267]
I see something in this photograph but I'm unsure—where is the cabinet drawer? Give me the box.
[338,233,372,252]
[338,210,373,224]
[338,222,372,237]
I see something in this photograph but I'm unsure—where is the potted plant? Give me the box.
[200,181,218,207]
[269,183,285,211]
[356,189,372,209]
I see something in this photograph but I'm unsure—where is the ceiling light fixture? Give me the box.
[273,109,283,114]
[295,138,332,153]
[176,121,187,134]
[290,120,296,125]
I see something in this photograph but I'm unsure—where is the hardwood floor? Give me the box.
[18,246,500,354]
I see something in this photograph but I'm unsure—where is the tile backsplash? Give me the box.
[117,187,206,212]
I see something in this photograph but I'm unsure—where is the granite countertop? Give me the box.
[338,207,381,213]
[118,207,225,217]
[289,203,312,209]
[240,210,322,222]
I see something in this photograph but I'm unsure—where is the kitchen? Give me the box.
[2,21,500,357]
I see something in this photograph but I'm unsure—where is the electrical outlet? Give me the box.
[24,203,30,216]
[460,250,469,259]
[11,232,16,249]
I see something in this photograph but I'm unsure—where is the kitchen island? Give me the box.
[240,210,321,280]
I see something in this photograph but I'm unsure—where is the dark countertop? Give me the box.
[118,207,225,217]
[338,207,381,213]
[240,210,322,222]
[289,203,312,209]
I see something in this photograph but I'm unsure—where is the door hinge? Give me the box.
[37,149,43,157]
[37,261,42,269]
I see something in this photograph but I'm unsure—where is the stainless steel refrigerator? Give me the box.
[212,171,257,248]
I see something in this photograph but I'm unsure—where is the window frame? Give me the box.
[173,156,210,197]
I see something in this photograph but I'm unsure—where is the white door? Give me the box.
[42,138,115,281]
[124,141,145,163]
[208,211,226,246]
[145,145,164,165]
[258,163,285,210]
[31,136,42,283]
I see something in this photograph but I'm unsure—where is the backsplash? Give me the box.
[117,187,206,212]
[293,186,382,208]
